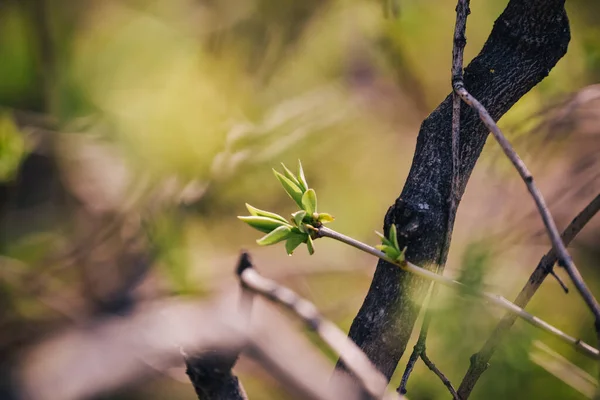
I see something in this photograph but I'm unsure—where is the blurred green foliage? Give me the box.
[1,0,599,399]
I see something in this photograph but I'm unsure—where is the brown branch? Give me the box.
[236,254,402,400]
[451,80,600,322]
[458,193,600,398]
[318,226,600,359]
[453,80,600,351]
[421,351,461,400]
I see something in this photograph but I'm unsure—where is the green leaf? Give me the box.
[245,203,288,224]
[257,225,293,246]
[317,213,335,224]
[297,160,308,192]
[301,189,317,214]
[292,210,307,227]
[306,235,315,255]
[376,244,401,261]
[389,224,399,250]
[273,169,303,208]
[281,163,302,188]
[238,216,291,233]
[285,234,306,255]
[375,231,393,247]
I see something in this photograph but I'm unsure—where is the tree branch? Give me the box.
[316,226,599,359]
[339,0,571,380]
[457,192,600,398]
[236,253,402,400]
[452,83,600,326]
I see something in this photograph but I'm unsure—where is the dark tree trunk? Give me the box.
[339,0,571,380]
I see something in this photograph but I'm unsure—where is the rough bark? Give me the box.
[186,353,248,400]
[339,0,571,380]
[185,253,252,400]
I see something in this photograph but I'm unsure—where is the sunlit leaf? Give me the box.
[297,159,308,192]
[273,169,303,208]
[257,225,293,246]
[281,163,301,188]
[238,216,291,233]
[245,203,288,224]
[285,234,306,255]
[317,213,335,224]
[301,188,317,214]
[292,210,307,227]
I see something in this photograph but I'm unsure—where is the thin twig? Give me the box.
[458,193,600,398]
[236,254,402,400]
[421,351,461,399]
[398,0,470,395]
[316,226,600,359]
[452,83,600,325]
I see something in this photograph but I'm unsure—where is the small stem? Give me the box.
[421,351,461,400]
[316,226,600,359]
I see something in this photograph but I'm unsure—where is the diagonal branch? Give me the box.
[452,83,600,327]
[457,192,600,398]
[236,253,402,400]
[316,226,599,360]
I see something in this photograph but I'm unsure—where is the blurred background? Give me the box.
[0,0,599,398]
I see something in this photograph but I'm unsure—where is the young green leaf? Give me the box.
[376,244,401,261]
[245,203,288,224]
[238,216,291,233]
[256,225,293,246]
[301,189,317,214]
[292,210,307,227]
[285,234,306,255]
[273,169,304,208]
[375,231,393,247]
[317,213,335,224]
[297,160,308,192]
[306,235,315,255]
[281,163,302,188]
[388,224,399,250]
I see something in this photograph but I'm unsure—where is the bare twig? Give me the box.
[458,193,600,398]
[316,226,600,359]
[236,254,402,400]
[421,351,461,399]
[452,83,600,325]
[398,0,470,395]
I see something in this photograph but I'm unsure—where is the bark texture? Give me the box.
[340,0,571,380]
[186,353,247,400]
